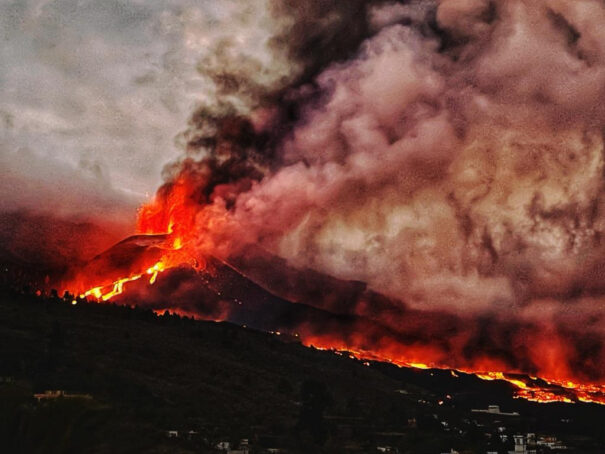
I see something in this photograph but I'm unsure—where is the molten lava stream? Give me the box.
[79,260,168,302]
[301,338,605,406]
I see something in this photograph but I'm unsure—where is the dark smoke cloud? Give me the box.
[142,1,605,382]
[159,0,605,315]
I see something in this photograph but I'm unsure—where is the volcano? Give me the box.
[64,233,394,334]
[58,234,605,407]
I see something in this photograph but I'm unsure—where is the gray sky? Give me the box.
[0,0,216,217]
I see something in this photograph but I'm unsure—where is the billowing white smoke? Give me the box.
[189,0,605,313]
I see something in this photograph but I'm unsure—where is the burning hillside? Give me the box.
[4,0,605,410]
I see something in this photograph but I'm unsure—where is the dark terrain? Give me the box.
[1,287,605,454]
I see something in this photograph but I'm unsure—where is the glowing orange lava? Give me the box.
[80,260,166,301]
[302,338,605,406]
[73,177,204,301]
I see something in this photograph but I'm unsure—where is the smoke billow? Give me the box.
[139,1,605,379]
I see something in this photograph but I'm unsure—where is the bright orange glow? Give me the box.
[172,237,183,250]
[301,337,605,406]
[136,178,198,238]
[408,362,430,370]
[69,176,204,302]
[80,265,147,301]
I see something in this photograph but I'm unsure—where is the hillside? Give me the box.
[1,288,604,453]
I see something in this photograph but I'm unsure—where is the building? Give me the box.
[513,434,526,453]
[507,434,537,454]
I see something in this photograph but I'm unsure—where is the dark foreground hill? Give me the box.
[1,289,605,454]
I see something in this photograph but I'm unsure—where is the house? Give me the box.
[507,434,537,454]
[166,430,179,438]
[512,434,526,453]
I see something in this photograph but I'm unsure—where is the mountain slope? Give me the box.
[1,289,605,453]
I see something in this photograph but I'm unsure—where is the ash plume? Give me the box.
[137,1,605,380]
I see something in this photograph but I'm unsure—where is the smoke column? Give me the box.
[138,0,605,382]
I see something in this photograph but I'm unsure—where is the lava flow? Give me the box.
[79,260,168,302]
[301,339,605,406]
[474,372,605,406]
[69,233,196,303]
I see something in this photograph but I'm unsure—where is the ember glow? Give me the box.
[16,0,605,408]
